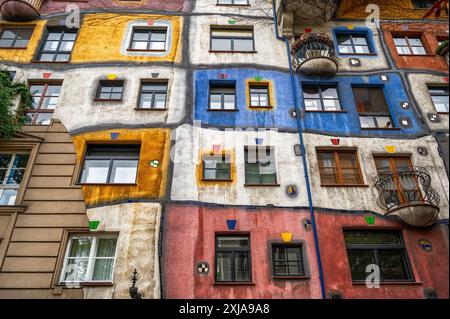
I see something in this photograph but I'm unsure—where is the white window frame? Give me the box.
[0,152,29,206]
[60,233,119,284]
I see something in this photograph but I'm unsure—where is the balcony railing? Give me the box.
[291,33,338,76]
[0,0,43,22]
[374,167,441,227]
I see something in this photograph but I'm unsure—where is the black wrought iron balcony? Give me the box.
[374,167,441,227]
[291,33,338,76]
[0,0,43,22]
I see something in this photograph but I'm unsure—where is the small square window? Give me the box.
[0,27,34,48]
[393,35,427,55]
[249,84,270,107]
[336,32,372,54]
[138,81,168,109]
[244,146,277,185]
[95,80,124,101]
[272,244,305,277]
[37,28,77,62]
[209,81,236,110]
[428,85,449,113]
[202,154,232,181]
[129,27,167,51]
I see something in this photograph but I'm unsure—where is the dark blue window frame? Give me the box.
[333,28,377,56]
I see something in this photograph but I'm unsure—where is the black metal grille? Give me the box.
[374,166,440,211]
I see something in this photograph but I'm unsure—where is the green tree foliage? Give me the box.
[0,71,33,140]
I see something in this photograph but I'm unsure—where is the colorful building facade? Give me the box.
[0,0,448,299]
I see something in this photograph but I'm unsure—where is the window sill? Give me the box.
[216,4,251,7]
[352,281,421,286]
[339,53,377,56]
[93,99,123,102]
[306,110,348,113]
[77,183,138,186]
[58,282,114,287]
[127,49,166,52]
[134,107,168,111]
[209,50,257,54]
[207,108,239,112]
[321,184,369,188]
[214,282,255,286]
[201,178,234,182]
[0,205,27,213]
[437,112,449,115]
[244,183,280,187]
[249,105,274,110]
[0,47,28,50]
[397,54,436,57]
[273,276,310,280]
[31,60,70,64]
[361,127,401,131]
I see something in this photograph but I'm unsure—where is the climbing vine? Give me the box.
[0,70,33,140]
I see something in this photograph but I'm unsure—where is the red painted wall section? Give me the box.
[39,0,190,15]
[317,212,449,299]
[382,22,449,72]
[163,204,322,299]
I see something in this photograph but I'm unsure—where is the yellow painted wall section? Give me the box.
[72,128,171,207]
[337,0,449,20]
[0,20,46,63]
[71,14,182,63]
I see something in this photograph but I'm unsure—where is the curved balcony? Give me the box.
[291,33,338,77]
[374,167,441,227]
[0,0,43,22]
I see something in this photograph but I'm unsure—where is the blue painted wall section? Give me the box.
[194,69,426,137]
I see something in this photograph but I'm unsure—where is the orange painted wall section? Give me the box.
[72,128,171,207]
[337,0,449,20]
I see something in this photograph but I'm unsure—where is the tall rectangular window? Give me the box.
[428,86,449,113]
[202,154,232,181]
[244,146,277,185]
[60,234,118,283]
[0,27,33,48]
[0,153,29,205]
[249,84,270,107]
[95,80,124,101]
[353,86,394,129]
[37,28,77,62]
[215,235,251,283]
[129,27,167,51]
[393,36,427,55]
[344,230,414,282]
[272,244,305,277]
[336,32,372,54]
[210,27,254,52]
[317,149,364,186]
[27,82,62,125]
[303,85,341,111]
[209,82,236,110]
[80,145,140,184]
[138,81,168,109]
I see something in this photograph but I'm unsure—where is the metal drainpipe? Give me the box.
[272,0,327,299]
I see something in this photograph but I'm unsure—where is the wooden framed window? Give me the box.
[215,235,251,283]
[37,28,77,62]
[202,154,232,181]
[26,82,62,125]
[209,81,236,110]
[249,84,270,107]
[352,86,394,129]
[272,243,306,277]
[210,27,255,52]
[303,85,341,111]
[244,146,277,185]
[60,234,118,283]
[344,230,414,282]
[0,27,34,48]
[217,0,250,5]
[80,144,140,184]
[393,35,427,55]
[95,80,124,101]
[0,153,30,205]
[374,156,422,209]
[317,149,364,186]
[129,27,167,51]
[428,85,449,113]
[336,32,372,54]
[138,81,168,109]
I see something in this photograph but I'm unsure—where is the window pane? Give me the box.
[233,38,253,51]
[133,31,149,41]
[396,46,411,55]
[411,46,426,55]
[217,237,249,248]
[39,53,55,62]
[110,160,138,184]
[63,258,89,282]
[216,252,233,281]
[81,160,110,183]
[376,116,393,129]
[337,35,352,46]
[353,37,368,45]
[431,95,449,113]
[150,31,166,42]
[14,39,29,48]
[323,99,340,111]
[223,94,235,109]
[62,32,76,41]
[149,41,165,50]
[0,189,17,205]
[235,252,250,281]
[6,169,25,185]
[0,154,12,168]
[394,38,407,46]
[359,116,376,128]
[132,41,147,50]
[140,93,153,108]
[209,94,222,109]
[379,250,411,281]
[154,93,167,108]
[348,250,376,281]
[92,259,114,281]
[355,45,370,54]
[44,40,59,51]
[60,41,74,51]
[353,87,389,113]
[96,238,117,257]
[47,32,62,41]
[344,231,403,245]
[321,87,338,99]
[0,39,14,47]
[274,262,288,276]
[304,99,321,111]
[211,38,232,51]
[35,113,53,125]
[408,38,422,46]
[55,54,70,62]
[12,154,29,168]
[69,237,92,257]
[303,87,320,98]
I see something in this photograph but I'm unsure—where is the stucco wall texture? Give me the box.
[85,202,161,299]
[317,213,449,299]
[72,128,171,207]
[163,204,322,299]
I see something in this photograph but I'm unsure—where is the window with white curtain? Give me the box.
[60,234,118,283]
